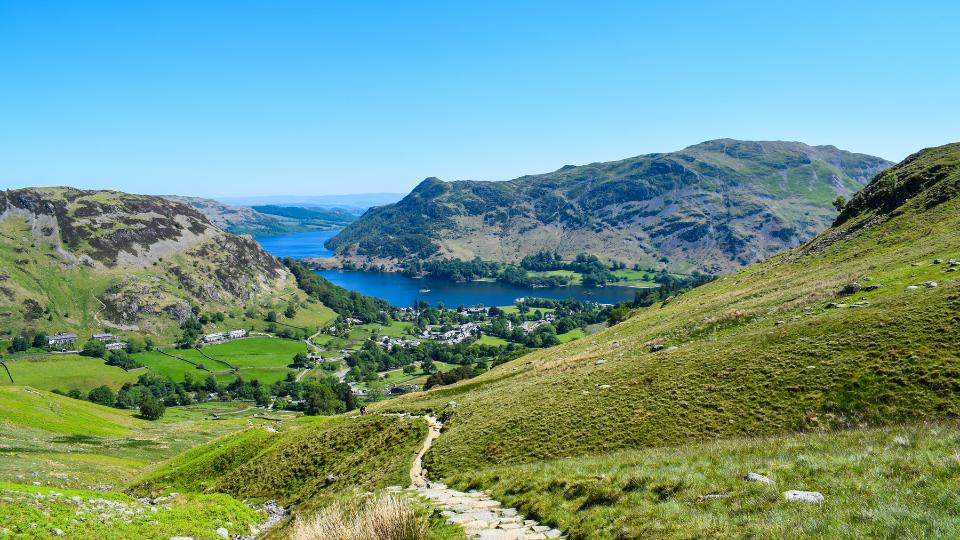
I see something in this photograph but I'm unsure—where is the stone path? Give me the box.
[396,414,564,539]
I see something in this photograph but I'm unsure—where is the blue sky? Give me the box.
[1,1,957,197]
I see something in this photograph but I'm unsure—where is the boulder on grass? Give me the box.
[784,490,824,503]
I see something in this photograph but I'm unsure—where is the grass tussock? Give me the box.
[290,493,428,540]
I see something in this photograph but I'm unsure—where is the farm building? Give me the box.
[92,333,117,343]
[48,333,77,347]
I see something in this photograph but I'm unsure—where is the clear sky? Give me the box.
[1,1,957,197]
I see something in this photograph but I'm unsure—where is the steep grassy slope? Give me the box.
[447,423,960,538]
[375,142,960,477]
[132,414,427,514]
[0,187,307,340]
[329,140,891,272]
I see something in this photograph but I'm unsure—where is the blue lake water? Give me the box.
[255,230,641,307]
[315,270,640,308]
[254,230,338,259]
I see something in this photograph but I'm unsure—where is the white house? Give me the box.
[228,329,247,339]
[105,342,127,351]
[202,332,226,344]
[48,333,77,347]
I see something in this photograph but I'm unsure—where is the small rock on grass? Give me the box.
[216,528,229,539]
[744,472,773,484]
[784,490,824,503]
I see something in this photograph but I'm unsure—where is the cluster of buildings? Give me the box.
[419,321,481,344]
[47,332,126,351]
[201,329,247,344]
[378,335,421,350]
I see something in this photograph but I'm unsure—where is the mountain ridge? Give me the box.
[326,139,892,273]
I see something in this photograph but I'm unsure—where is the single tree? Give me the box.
[138,395,166,420]
[87,385,116,407]
[80,339,107,358]
[832,195,847,212]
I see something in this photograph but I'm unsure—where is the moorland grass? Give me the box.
[132,414,428,514]
[446,423,960,539]
[0,481,262,540]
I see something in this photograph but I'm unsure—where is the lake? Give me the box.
[256,230,641,307]
[254,230,338,259]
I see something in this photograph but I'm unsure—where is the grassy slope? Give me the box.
[447,423,960,538]
[131,414,427,514]
[373,144,960,481]
[0,386,276,539]
[0,482,263,540]
[0,386,276,489]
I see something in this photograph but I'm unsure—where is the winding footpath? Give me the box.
[395,414,564,540]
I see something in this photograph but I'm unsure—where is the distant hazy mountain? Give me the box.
[327,140,892,273]
[216,193,405,213]
[163,195,356,237]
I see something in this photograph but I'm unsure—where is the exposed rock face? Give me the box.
[0,187,292,333]
[329,139,892,273]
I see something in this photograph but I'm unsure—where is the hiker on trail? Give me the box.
[360,406,367,416]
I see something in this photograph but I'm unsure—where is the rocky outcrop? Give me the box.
[0,187,294,332]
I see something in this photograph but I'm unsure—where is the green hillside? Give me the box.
[0,187,308,342]
[132,414,427,514]
[328,140,892,273]
[375,143,960,481]
[0,386,276,539]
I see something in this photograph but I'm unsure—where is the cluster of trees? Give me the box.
[423,365,477,390]
[56,369,357,421]
[629,270,716,307]
[285,258,393,322]
[402,257,501,282]
[401,257,571,288]
[79,339,145,370]
[345,339,527,385]
[6,333,47,353]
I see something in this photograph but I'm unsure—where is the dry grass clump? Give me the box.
[290,493,428,540]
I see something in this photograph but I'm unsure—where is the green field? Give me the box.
[0,354,141,393]
[474,334,510,347]
[528,269,582,284]
[611,268,661,286]
[151,337,308,384]
[134,350,209,383]
[556,328,585,343]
